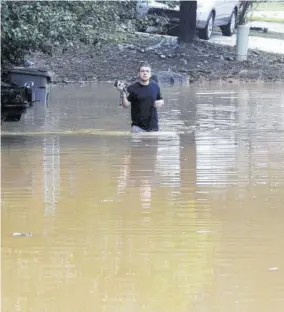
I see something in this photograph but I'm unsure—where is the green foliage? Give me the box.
[1,0,136,66]
[238,1,269,25]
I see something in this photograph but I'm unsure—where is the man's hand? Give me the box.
[154,100,164,108]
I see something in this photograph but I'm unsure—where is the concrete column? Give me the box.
[236,24,250,61]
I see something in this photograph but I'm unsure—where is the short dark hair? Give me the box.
[138,61,151,72]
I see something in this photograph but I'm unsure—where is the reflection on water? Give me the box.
[43,136,60,215]
[2,83,284,312]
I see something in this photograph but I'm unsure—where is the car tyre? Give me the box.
[199,12,215,40]
[221,10,237,36]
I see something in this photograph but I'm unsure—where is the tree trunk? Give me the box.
[238,1,253,25]
[178,1,197,43]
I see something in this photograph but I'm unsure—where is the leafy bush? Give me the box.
[1,0,136,66]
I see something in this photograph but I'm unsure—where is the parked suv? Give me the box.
[136,0,239,40]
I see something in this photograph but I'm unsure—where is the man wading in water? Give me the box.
[116,62,164,133]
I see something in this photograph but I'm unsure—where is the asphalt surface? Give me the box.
[210,30,284,55]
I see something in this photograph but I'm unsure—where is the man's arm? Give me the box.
[116,81,131,108]
[120,92,131,108]
[121,84,134,108]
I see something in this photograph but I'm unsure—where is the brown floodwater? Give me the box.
[1,83,284,312]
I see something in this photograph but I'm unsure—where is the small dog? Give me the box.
[114,80,128,93]
[114,80,129,106]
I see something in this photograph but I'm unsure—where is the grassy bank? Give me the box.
[247,1,284,23]
[254,2,284,11]
[248,16,284,24]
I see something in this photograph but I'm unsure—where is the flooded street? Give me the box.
[2,83,284,312]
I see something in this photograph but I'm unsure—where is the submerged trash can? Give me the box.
[6,67,54,105]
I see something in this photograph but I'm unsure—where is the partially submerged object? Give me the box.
[6,67,53,106]
[1,81,33,122]
[1,67,54,122]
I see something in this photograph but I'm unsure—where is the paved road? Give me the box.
[211,20,284,54]
[210,31,284,55]
[139,20,284,55]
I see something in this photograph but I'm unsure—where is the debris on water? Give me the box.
[268,267,279,271]
[196,230,213,234]
[13,232,33,237]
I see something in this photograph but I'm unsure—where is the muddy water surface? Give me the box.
[1,83,284,312]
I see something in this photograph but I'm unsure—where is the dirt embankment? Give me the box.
[30,32,284,85]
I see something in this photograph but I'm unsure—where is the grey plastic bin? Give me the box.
[7,67,54,105]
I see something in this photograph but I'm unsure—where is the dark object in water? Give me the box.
[150,74,158,83]
[151,71,189,86]
[1,81,33,122]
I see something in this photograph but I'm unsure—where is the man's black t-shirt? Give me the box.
[126,81,163,131]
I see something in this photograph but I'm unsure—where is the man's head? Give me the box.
[138,62,152,83]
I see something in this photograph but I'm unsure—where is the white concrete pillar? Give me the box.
[236,24,250,61]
